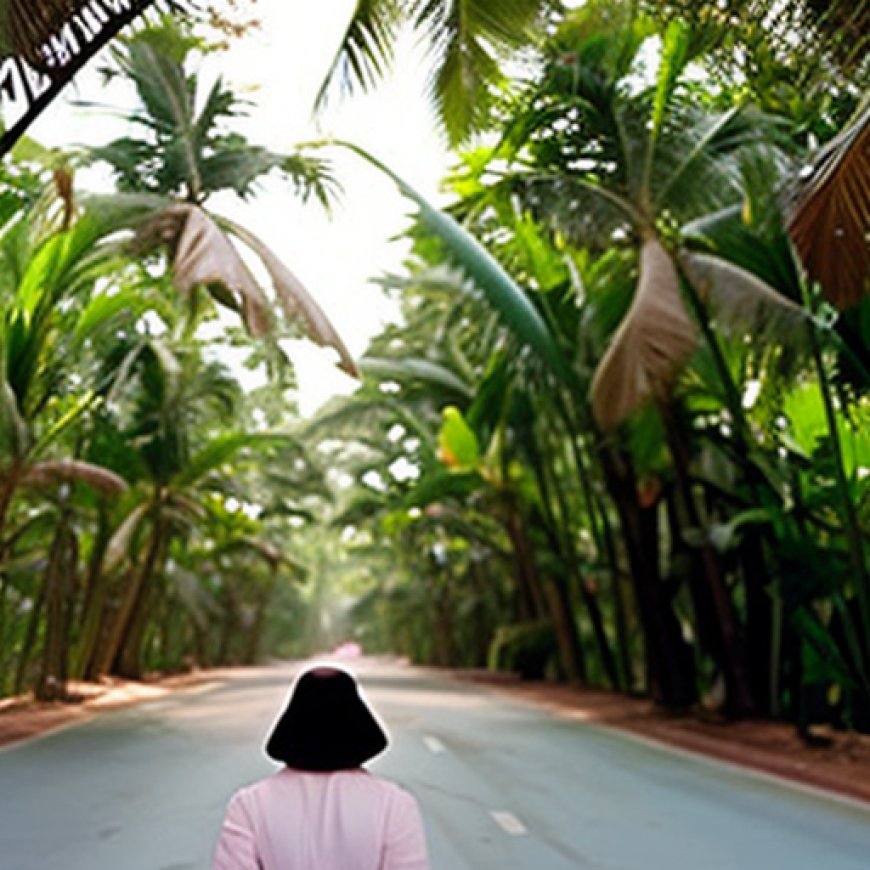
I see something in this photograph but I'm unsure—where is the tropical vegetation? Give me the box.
[0,1,867,743]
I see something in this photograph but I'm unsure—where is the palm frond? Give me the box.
[424,8,502,146]
[649,19,692,156]
[104,501,150,571]
[314,0,402,110]
[360,356,472,400]
[654,105,760,214]
[0,375,28,459]
[590,237,698,430]
[788,100,870,310]
[145,204,273,336]
[173,432,290,488]
[335,141,568,378]
[23,458,127,494]
[680,251,809,342]
[219,218,358,377]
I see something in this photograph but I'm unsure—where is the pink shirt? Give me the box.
[212,768,429,869]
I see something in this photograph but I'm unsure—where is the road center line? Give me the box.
[490,811,528,836]
[422,735,446,754]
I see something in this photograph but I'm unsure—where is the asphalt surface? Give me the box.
[1,659,869,869]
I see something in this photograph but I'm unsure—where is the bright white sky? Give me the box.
[28,0,451,414]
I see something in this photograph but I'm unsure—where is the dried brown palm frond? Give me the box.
[221,218,359,378]
[159,204,274,338]
[590,237,699,431]
[787,101,870,310]
[137,204,358,377]
[23,458,128,494]
[680,251,808,339]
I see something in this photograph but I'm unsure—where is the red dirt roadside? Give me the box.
[3,666,870,807]
[458,673,870,806]
[0,671,225,749]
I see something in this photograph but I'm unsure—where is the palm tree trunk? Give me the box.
[543,575,587,683]
[555,392,632,687]
[658,401,756,715]
[501,496,587,682]
[807,322,870,664]
[13,583,45,696]
[243,573,278,665]
[73,503,112,680]
[95,501,164,677]
[35,510,76,701]
[502,503,547,620]
[599,443,697,707]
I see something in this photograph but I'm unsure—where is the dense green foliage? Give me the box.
[311,2,870,734]
[0,20,341,699]
[0,3,867,745]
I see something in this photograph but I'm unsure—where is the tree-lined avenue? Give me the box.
[1,660,869,869]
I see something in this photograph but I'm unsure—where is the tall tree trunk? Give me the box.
[94,499,165,678]
[13,583,45,695]
[73,503,112,680]
[599,444,697,707]
[556,393,629,688]
[501,497,586,681]
[243,574,277,666]
[600,508,635,690]
[36,511,76,701]
[544,575,587,683]
[741,529,774,714]
[502,502,547,620]
[659,402,756,715]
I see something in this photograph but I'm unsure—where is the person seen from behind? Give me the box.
[212,665,429,869]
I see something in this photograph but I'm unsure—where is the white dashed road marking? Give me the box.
[490,811,528,836]
[423,735,446,754]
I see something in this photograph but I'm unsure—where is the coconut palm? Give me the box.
[0,169,149,698]
[84,332,294,677]
[82,18,358,375]
[317,0,555,145]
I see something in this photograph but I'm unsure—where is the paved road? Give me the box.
[1,659,869,869]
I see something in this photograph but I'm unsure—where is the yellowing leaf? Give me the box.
[438,406,480,471]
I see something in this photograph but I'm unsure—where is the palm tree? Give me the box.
[81,18,358,376]
[317,0,555,145]
[0,168,147,698]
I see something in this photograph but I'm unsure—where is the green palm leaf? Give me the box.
[317,0,544,143]
[104,502,150,572]
[360,357,472,400]
[335,141,568,378]
[315,0,402,108]
[173,432,290,488]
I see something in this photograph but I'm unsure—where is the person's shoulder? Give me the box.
[227,771,284,803]
[361,772,420,806]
